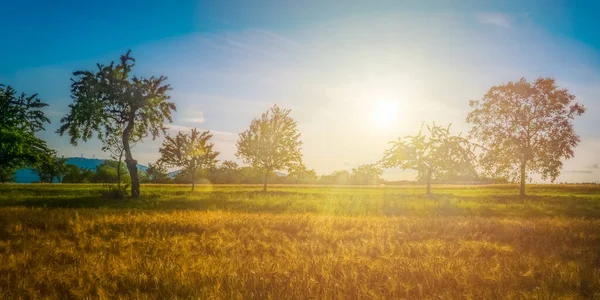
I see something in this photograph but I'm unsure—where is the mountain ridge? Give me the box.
[13,157,287,183]
[14,157,149,183]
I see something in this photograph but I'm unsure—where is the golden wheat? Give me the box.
[0,203,599,299]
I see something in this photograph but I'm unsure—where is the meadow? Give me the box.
[1,184,599,299]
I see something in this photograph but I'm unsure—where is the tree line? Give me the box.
[44,158,383,186]
[1,51,585,197]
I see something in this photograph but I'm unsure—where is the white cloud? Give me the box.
[166,124,236,141]
[8,10,600,182]
[166,124,192,133]
[474,12,512,28]
[182,112,206,124]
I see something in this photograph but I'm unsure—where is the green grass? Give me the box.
[0,184,599,299]
[2,184,600,217]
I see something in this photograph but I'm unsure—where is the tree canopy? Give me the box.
[159,128,219,190]
[467,77,585,196]
[57,50,176,198]
[33,154,67,183]
[94,160,130,184]
[144,162,171,184]
[61,164,95,184]
[286,164,318,184]
[236,105,303,191]
[0,84,52,181]
[319,170,351,185]
[351,164,383,185]
[381,123,475,194]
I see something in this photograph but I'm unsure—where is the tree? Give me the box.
[0,167,15,183]
[319,170,350,185]
[94,160,129,183]
[467,77,585,196]
[159,128,219,190]
[219,160,240,183]
[62,164,95,183]
[0,84,51,180]
[236,105,303,191]
[34,154,67,183]
[101,127,138,188]
[286,164,318,184]
[57,51,176,198]
[238,167,270,184]
[208,160,240,184]
[144,162,171,183]
[351,164,383,185]
[381,123,475,194]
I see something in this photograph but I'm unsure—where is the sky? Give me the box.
[2,0,600,182]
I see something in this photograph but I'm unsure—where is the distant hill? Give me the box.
[14,157,148,183]
[13,158,287,183]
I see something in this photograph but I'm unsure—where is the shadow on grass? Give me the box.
[1,189,600,218]
[0,190,302,213]
[0,195,125,209]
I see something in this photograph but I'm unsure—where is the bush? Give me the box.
[99,184,129,199]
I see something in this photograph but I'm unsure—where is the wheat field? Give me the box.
[1,184,599,299]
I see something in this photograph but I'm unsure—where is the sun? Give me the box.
[371,100,400,128]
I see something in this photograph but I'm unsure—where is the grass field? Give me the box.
[1,184,599,299]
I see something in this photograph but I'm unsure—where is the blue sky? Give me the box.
[2,0,600,182]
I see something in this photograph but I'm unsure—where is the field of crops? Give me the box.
[1,184,599,299]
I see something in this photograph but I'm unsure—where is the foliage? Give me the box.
[350,164,383,185]
[144,162,171,184]
[238,167,273,184]
[236,105,303,191]
[206,166,272,184]
[0,167,15,183]
[33,154,67,183]
[0,85,51,180]
[57,51,176,198]
[94,160,130,184]
[172,168,210,185]
[61,164,95,183]
[99,183,129,199]
[319,170,351,185]
[159,128,219,190]
[100,127,138,185]
[467,77,586,196]
[208,160,241,184]
[381,123,475,194]
[284,164,318,184]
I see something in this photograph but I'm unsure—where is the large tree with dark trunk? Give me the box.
[236,105,303,192]
[467,77,585,197]
[57,51,176,198]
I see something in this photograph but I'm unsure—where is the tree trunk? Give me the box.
[122,118,140,198]
[263,169,269,192]
[519,160,527,197]
[425,169,432,195]
[117,149,123,189]
[191,167,195,191]
[426,176,431,195]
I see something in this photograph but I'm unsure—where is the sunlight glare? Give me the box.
[372,100,400,128]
